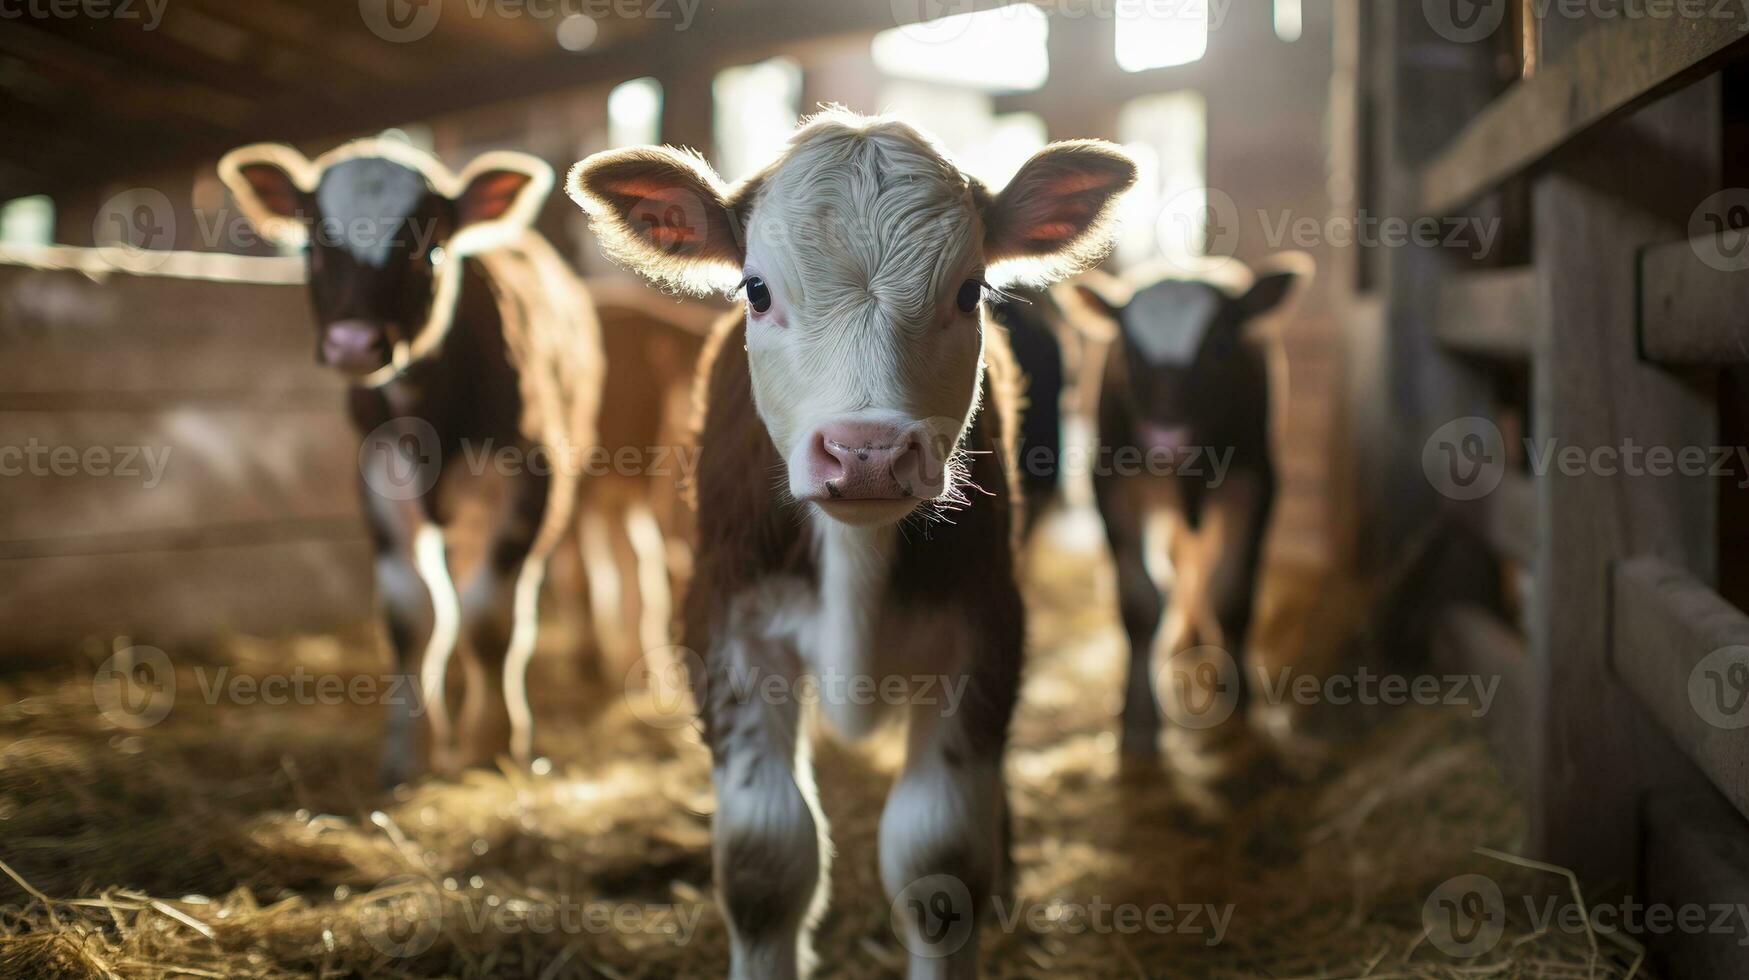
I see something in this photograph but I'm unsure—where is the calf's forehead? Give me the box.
[1125,280,1225,366]
[747,125,980,323]
[314,158,434,264]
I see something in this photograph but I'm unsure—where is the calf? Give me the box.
[1074,257,1307,762]
[219,139,602,783]
[569,112,1134,979]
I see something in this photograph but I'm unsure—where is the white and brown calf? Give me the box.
[219,139,603,783]
[569,112,1134,980]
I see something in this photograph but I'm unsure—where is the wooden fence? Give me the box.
[1352,2,1749,974]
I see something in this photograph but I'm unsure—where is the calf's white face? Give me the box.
[569,113,1135,527]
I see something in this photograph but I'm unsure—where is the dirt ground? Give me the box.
[0,511,1650,979]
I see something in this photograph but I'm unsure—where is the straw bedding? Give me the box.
[0,518,1647,979]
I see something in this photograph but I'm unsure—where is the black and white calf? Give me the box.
[569,113,1135,979]
[1074,257,1308,760]
[220,139,602,783]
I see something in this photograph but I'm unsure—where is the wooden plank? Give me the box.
[0,258,334,401]
[0,407,359,547]
[1430,603,1537,802]
[1435,268,1535,360]
[1422,11,1749,215]
[1530,78,1721,884]
[1613,557,1749,821]
[0,536,373,660]
[1485,470,1534,567]
[1644,786,1749,979]
[1640,232,1749,364]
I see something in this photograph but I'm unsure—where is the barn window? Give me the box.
[609,77,663,148]
[713,57,802,182]
[1275,0,1303,42]
[878,82,1045,186]
[0,195,53,247]
[1114,90,1208,266]
[871,4,1049,93]
[1116,0,1207,72]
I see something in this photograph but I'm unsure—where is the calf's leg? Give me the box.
[704,625,827,980]
[880,617,1019,980]
[452,467,558,771]
[360,473,456,788]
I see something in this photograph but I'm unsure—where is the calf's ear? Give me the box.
[1058,275,1125,342]
[567,146,744,295]
[217,144,316,246]
[1236,251,1315,320]
[449,152,554,255]
[984,141,1138,284]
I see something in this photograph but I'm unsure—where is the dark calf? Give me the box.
[220,139,602,783]
[1074,257,1308,760]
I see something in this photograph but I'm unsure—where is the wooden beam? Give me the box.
[1644,786,1749,980]
[1435,267,1535,359]
[1613,557,1749,823]
[1421,11,1749,215]
[1640,232,1749,364]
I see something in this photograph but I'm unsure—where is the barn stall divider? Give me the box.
[1350,3,1749,975]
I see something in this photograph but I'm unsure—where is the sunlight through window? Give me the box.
[879,82,1046,187]
[713,58,802,182]
[871,5,1049,94]
[608,77,663,149]
[1115,91,1207,266]
[0,196,53,247]
[1116,0,1208,72]
[1275,0,1303,42]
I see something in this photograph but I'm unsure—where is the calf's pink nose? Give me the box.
[807,422,930,501]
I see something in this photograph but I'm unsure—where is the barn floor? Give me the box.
[0,512,1648,979]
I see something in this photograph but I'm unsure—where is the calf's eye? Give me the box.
[743,276,772,314]
[956,279,983,314]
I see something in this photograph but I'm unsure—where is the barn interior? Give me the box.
[2,0,1748,977]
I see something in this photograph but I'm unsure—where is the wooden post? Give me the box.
[1529,49,1719,883]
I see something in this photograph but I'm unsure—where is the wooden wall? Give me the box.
[0,249,371,661]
